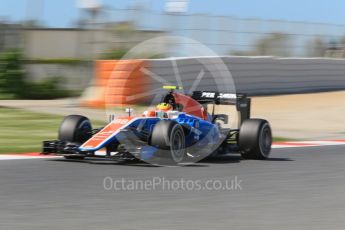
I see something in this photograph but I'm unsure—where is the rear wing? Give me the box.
[191,91,251,125]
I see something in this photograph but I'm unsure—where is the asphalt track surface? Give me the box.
[1,146,345,230]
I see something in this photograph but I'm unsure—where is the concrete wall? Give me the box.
[25,63,93,91]
[0,23,22,51]
[22,28,166,59]
[23,29,83,59]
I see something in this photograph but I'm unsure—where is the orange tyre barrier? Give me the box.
[81,60,151,108]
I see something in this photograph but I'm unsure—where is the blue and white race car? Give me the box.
[43,86,272,165]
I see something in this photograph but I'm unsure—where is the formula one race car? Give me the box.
[42,86,272,165]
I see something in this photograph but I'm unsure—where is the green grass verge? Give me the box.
[272,137,297,142]
[0,107,105,154]
[0,93,16,100]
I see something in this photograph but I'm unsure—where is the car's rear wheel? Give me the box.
[239,119,272,159]
[59,115,92,160]
[150,120,186,165]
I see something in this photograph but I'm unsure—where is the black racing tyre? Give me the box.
[151,120,186,165]
[59,115,92,160]
[58,115,92,143]
[239,119,272,159]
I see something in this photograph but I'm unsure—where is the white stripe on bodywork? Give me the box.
[79,117,144,151]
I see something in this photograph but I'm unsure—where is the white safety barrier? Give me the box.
[146,56,345,95]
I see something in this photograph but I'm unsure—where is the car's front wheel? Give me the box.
[58,115,92,160]
[150,120,186,165]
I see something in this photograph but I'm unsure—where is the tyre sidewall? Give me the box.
[151,120,186,165]
[169,123,186,163]
[239,119,272,159]
[58,115,92,144]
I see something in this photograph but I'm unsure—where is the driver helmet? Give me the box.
[156,103,173,111]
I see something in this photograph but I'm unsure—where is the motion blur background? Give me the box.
[1,0,345,154]
[4,0,345,58]
[2,3,345,230]
[2,0,345,98]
